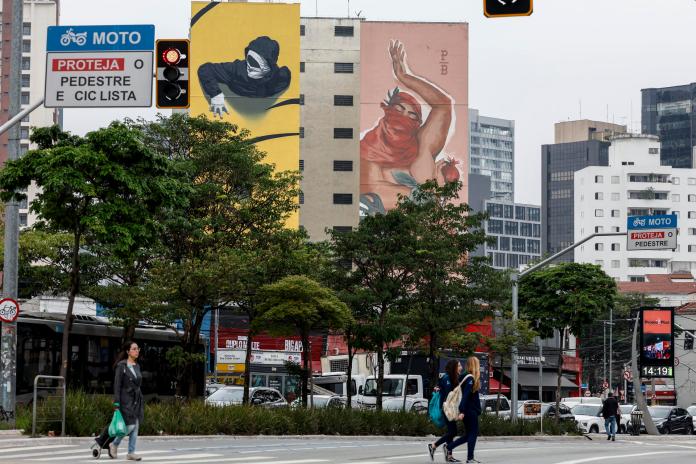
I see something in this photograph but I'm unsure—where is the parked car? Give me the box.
[561,396,602,409]
[687,405,696,434]
[205,383,226,398]
[290,394,346,409]
[357,375,428,413]
[517,401,574,422]
[647,406,693,435]
[205,386,288,408]
[571,403,605,434]
[480,394,512,419]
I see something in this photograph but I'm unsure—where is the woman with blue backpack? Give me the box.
[428,359,463,462]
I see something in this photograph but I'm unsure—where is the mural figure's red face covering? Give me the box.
[361,91,422,169]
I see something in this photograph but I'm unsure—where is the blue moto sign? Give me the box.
[626,214,678,251]
[47,25,155,52]
[45,25,155,108]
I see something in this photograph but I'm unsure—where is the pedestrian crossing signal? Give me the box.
[484,0,533,18]
[156,39,189,109]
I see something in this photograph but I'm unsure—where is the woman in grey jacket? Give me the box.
[109,341,144,461]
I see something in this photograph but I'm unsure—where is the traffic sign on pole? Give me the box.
[484,0,533,17]
[626,214,677,251]
[44,25,155,108]
[623,370,632,382]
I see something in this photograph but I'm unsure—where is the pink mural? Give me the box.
[360,22,468,215]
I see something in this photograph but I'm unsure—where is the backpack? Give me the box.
[443,374,472,421]
[429,390,446,427]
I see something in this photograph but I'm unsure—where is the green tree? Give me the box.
[0,123,181,381]
[396,180,508,392]
[254,275,352,407]
[519,262,616,422]
[130,114,301,397]
[330,208,417,411]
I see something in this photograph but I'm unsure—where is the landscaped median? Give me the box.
[16,391,580,437]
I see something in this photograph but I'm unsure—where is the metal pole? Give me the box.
[510,272,519,423]
[0,98,44,137]
[1,0,23,429]
[214,307,219,381]
[609,307,613,394]
[603,323,606,392]
[538,338,543,434]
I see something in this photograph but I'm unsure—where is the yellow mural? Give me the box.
[190,2,300,226]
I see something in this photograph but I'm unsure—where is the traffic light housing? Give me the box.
[484,0,533,18]
[156,39,189,109]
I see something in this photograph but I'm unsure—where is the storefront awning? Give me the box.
[504,369,578,389]
[489,377,510,393]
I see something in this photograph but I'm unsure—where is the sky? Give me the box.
[59,0,696,205]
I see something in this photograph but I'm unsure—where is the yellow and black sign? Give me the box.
[484,0,533,18]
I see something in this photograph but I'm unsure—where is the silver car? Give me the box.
[205,386,288,408]
[687,405,696,434]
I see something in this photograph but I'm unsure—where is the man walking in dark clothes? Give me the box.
[601,392,620,441]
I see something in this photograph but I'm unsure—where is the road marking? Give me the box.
[385,454,428,460]
[0,445,76,453]
[157,459,327,464]
[31,451,212,461]
[6,448,169,459]
[135,453,223,461]
[552,451,683,464]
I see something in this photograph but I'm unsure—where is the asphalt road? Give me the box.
[0,435,694,464]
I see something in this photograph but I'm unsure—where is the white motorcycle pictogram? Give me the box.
[59,28,87,46]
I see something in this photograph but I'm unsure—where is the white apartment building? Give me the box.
[574,134,696,281]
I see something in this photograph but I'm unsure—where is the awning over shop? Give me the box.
[504,369,578,389]
[489,377,510,393]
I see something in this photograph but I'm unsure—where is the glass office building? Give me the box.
[484,200,541,270]
[469,109,514,201]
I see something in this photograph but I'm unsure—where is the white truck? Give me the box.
[312,372,366,408]
[356,374,428,413]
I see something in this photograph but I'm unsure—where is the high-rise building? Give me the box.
[642,83,696,169]
[0,0,59,228]
[541,139,610,262]
[299,17,362,240]
[483,199,541,270]
[574,134,696,280]
[555,119,626,144]
[469,108,514,201]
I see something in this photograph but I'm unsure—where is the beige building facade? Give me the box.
[555,119,626,144]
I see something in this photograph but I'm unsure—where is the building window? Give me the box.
[19,144,29,155]
[672,194,681,202]
[504,221,518,235]
[611,209,620,218]
[487,219,503,235]
[22,22,31,36]
[595,226,604,233]
[629,276,645,282]
[595,243,604,251]
[20,127,29,139]
[649,147,659,154]
[551,189,571,199]
[685,331,694,351]
[19,213,27,228]
[611,193,620,201]
[689,195,696,202]
[299,127,304,138]
[672,177,680,185]
[299,159,304,171]
[595,209,604,217]
[594,175,603,184]
[527,239,540,254]
[611,260,620,268]
[512,238,526,252]
[300,24,305,36]
[595,260,604,266]
[300,62,305,73]
[333,128,353,139]
[494,253,506,268]
[333,193,353,204]
[21,57,30,70]
[334,26,354,37]
[628,258,667,268]
[689,245,696,253]
[333,160,353,171]
[550,171,573,181]
[299,94,305,105]
[299,192,304,204]
[595,192,603,200]
[612,226,620,232]
[21,74,30,88]
[611,243,620,251]
[504,205,514,219]
[689,211,696,219]
[22,39,30,53]
[611,176,620,184]
[333,226,352,233]
[689,228,696,236]
[499,236,510,251]
[334,95,354,106]
[334,62,354,73]
[689,178,696,186]
[18,197,28,209]
[507,254,519,269]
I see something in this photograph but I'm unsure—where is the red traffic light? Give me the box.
[162,48,183,65]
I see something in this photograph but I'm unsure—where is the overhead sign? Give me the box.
[0,298,20,323]
[45,25,154,108]
[640,307,675,378]
[484,0,533,17]
[626,214,677,251]
[216,349,301,367]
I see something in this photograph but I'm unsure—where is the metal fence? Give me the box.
[32,375,66,437]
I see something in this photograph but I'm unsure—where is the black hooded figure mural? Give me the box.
[198,36,292,117]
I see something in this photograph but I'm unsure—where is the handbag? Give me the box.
[428,390,446,427]
[443,374,472,421]
[108,408,127,438]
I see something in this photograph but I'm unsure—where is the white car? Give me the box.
[205,386,288,408]
[619,404,636,434]
[687,405,696,434]
[571,403,605,434]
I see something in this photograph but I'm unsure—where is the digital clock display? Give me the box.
[640,366,673,378]
[639,308,675,378]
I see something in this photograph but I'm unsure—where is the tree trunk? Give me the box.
[402,350,413,412]
[428,330,439,400]
[376,343,384,412]
[346,329,354,410]
[122,323,136,343]
[496,354,504,416]
[243,329,253,405]
[302,332,311,407]
[555,328,566,425]
[59,230,81,382]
